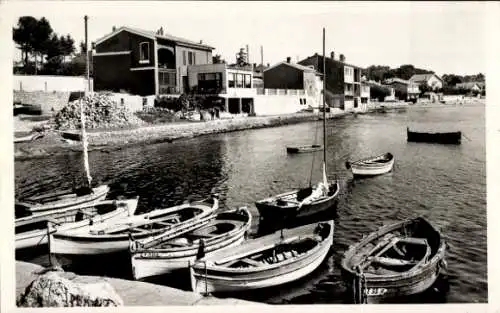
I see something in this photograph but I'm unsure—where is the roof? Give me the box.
[299,54,364,70]
[456,82,485,89]
[264,61,319,74]
[409,73,442,83]
[385,77,412,85]
[94,26,215,51]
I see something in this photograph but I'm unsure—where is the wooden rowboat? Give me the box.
[130,207,252,280]
[16,185,110,214]
[16,197,139,250]
[340,217,447,304]
[407,127,461,145]
[14,132,44,143]
[189,220,334,293]
[286,145,323,154]
[345,153,394,177]
[49,196,219,255]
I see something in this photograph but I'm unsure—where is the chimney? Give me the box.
[199,40,203,44]
[267,63,270,67]
[112,26,116,32]
[339,54,346,62]
[286,57,291,63]
[330,51,335,60]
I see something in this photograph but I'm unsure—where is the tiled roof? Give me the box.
[456,82,485,89]
[409,73,442,83]
[385,77,411,85]
[95,26,215,50]
[264,61,318,74]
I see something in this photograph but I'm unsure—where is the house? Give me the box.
[298,52,363,111]
[409,73,443,90]
[360,83,370,108]
[92,26,214,96]
[384,77,420,102]
[456,82,485,92]
[187,63,256,114]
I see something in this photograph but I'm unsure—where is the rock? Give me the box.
[17,272,123,307]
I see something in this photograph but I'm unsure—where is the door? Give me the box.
[182,76,189,93]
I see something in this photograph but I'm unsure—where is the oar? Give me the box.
[462,133,472,141]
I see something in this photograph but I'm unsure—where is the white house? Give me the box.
[409,74,443,90]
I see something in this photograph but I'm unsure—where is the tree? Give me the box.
[212,54,224,64]
[13,16,39,71]
[369,84,391,101]
[32,17,53,73]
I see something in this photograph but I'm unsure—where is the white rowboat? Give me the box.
[345,153,394,177]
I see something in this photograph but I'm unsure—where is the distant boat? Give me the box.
[256,28,340,223]
[345,153,395,177]
[49,196,218,255]
[407,127,461,145]
[286,145,323,154]
[14,132,44,143]
[189,220,334,293]
[130,207,252,280]
[16,185,110,214]
[16,198,138,250]
[341,217,447,304]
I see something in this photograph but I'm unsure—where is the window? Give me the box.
[303,98,307,105]
[228,73,235,88]
[188,52,193,65]
[236,73,244,88]
[193,53,196,65]
[244,74,251,88]
[183,51,187,65]
[197,72,223,93]
[139,42,150,63]
[159,72,176,86]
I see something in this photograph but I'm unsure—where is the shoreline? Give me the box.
[14,100,482,161]
[16,261,264,306]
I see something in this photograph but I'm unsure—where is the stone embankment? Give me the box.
[15,261,263,307]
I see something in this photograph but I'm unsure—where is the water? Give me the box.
[15,104,486,304]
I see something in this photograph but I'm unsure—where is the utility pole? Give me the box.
[260,45,264,68]
[84,15,91,94]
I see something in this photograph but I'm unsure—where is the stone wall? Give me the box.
[14,91,71,115]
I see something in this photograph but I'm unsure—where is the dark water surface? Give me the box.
[15,104,486,303]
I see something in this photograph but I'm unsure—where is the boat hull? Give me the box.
[255,181,340,222]
[190,221,334,293]
[351,160,394,176]
[286,145,323,154]
[16,198,138,250]
[131,236,245,280]
[407,129,461,145]
[20,185,110,213]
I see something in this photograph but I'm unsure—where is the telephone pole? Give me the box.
[84,15,91,93]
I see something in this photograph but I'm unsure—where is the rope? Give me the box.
[308,114,321,187]
[462,132,472,141]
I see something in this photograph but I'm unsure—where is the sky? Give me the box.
[3,1,491,76]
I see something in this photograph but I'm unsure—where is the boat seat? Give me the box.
[398,237,428,246]
[155,221,175,227]
[241,258,262,267]
[371,256,418,267]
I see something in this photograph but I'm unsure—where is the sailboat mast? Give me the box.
[322,28,326,163]
[80,98,92,187]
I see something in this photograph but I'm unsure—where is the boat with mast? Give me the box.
[15,97,109,214]
[255,31,340,222]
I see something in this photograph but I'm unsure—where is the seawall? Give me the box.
[15,261,263,306]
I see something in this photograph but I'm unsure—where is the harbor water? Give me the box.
[15,104,486,304]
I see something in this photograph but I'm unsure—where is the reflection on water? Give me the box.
[15,105,486,303]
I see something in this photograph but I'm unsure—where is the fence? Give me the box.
[14,75,93,92]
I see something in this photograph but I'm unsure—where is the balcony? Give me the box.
[159,69,178,94]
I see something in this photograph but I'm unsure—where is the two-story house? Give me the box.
[409,73,443,91]
[92,26,214,96]
[298,52,363,111]
[384,77,420,102]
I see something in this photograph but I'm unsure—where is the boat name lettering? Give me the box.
[365,288,387,296]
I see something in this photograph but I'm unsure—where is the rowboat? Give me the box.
[341,217,447,304]
[49,196,218,255]
[130,207,252,280]
[256,30,340,223]
[189,220,334,293]
[345,153,394,177]
[407,127,461,145]
[14,132,44,143]
[16,185,110,214]
[16,198,139,250]
[286,145,323,154]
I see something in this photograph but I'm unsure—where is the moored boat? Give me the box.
[49,196,219,255]
[345,153,394,177]
[189,220,334,294]
[407,127,461,145]
[14,132,44,143]
[16,185,110,214]
[16,197,139,250]
[340,217,447,304]
[130,207,252,280]
[286,145,323,154]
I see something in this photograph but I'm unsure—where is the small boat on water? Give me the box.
[189,220,334,294]
[16,198,139,250]
[345,153,395,177]
[286,145,323,154]
[130,207,252,280]
[49,196,219,255]
[341,217,447,304]
[407,127,461,145]
[16,185,110,214]
[14,132,44,143]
